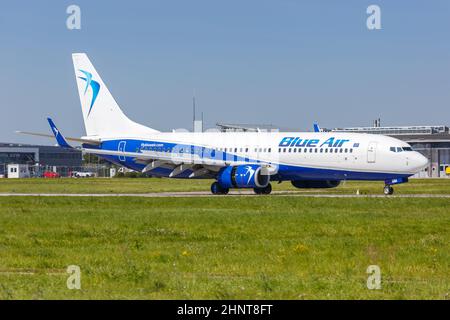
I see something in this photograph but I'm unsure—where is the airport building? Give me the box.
[216,123,280,132]
[0,142,82,176]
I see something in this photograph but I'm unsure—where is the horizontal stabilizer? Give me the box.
[16,131,101,145]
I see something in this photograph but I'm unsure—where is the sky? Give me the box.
[0,0,449,144]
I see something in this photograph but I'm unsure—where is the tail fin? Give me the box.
[72,53,159,137]
[313,123,321,132]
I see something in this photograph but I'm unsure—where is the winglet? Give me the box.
[313,123,321,132]
[47,118,72,148]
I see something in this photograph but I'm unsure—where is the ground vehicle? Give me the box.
[70,171,95,178]
[43,171,60,178]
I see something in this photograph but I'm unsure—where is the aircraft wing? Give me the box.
[82,147,244,167]
[82,147,277,177]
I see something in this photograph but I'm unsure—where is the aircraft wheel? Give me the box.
[211,182,228,195]
[254,183,272,195]
[211,182,220,194]
[383,185,394,195]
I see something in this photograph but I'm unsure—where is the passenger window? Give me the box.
[288,148,291,153]
[325,149,328,153]
[340,148,343,153]
[283,148,286,153]
[320,148,323,153]
[314,148,318,153]
[310,148,313,153]
[278,148,281,152]
[268,148,271,153]
[245,148,249,152]
[293,148,297,153]
[350,149,353,153]
[345,148,348,153]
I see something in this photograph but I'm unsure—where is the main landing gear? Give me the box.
[210,182,273,195]
[211,182,229,195]
[253,183,272,195]
[383,185,394,195]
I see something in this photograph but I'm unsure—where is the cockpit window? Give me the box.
[390,146,412,152]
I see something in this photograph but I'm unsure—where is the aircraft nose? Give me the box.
[413,152,429,171]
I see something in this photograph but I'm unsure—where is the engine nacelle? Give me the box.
[291,180,341,189]
[218,165,270,189]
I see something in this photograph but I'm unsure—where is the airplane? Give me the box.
[18,53,429,195]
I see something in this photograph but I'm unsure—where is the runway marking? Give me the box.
[0,268,65,276]
[0,192,449,198]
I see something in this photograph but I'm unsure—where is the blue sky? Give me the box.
[1,0,449,143]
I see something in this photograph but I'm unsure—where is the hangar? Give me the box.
[0,142,82,176]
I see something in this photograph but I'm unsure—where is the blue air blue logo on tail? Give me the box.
[78,69,100,116]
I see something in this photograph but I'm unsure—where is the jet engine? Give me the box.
[217,164,270,189]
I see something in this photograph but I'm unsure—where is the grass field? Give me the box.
[0,195,448,299]
[0,177,450,194]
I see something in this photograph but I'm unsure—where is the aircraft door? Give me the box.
[367,141,377,163]
[118,141,126,162]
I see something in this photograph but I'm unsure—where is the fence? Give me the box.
[0,164,116,178]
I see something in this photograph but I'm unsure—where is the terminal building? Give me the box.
[0,142,82,176]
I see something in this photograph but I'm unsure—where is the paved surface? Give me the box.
[0,191,449,198]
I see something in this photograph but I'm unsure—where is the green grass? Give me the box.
[0,178,450,194]
[0,196,448,299]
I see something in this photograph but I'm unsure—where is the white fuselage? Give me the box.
[89,131,429,181]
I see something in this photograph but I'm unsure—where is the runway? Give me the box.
[0,191,449,198]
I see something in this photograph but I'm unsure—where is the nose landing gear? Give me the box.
[383,185,394,195]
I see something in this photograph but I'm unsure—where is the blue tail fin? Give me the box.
[47,118,72,148]
[313,123,321,132]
